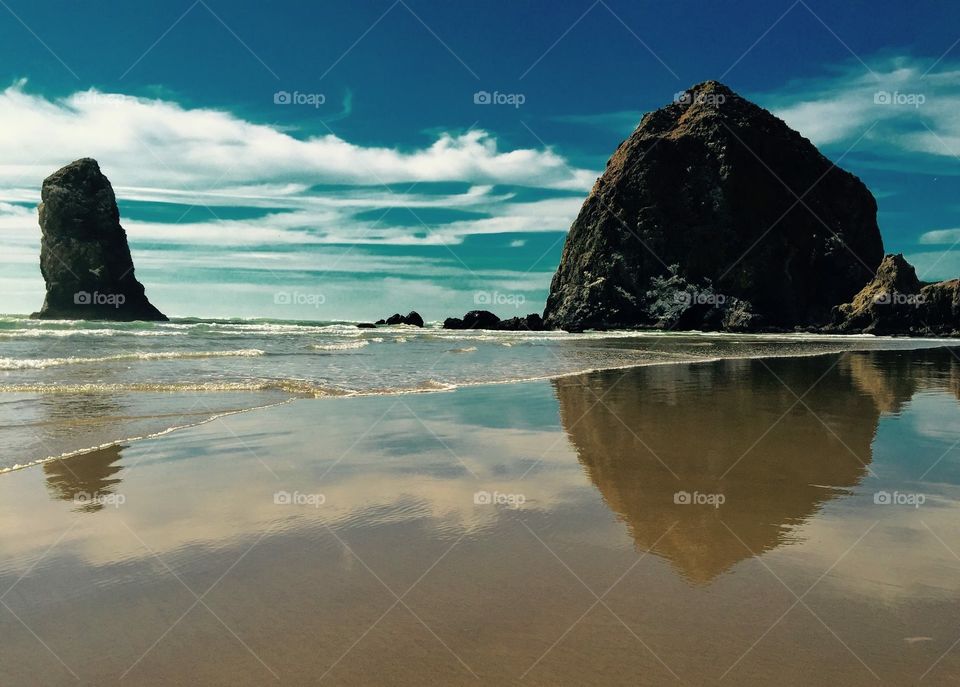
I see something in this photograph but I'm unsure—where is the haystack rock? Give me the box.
[31,158,166,321]
[543,81,884,332]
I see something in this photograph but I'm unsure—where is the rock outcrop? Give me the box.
[31,159,166,321]
[377,311,424,327]
[543,81,884,332]
[832,254,960,336]
[443,310,545,331]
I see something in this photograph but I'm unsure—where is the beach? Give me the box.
[2,346,959,685]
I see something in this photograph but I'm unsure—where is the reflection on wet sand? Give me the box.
[1,349,960,685]
[554,350,960,583]
[43,445,124,512]
[841,347,960,412]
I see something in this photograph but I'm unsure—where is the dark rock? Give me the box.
[832,254,922,334]
[498,313,547,331]
[640,264,759,332]
[461,310,501,329]
[443,311,546,331]
[31,158,167,321]
[443,310,501,329]
[919,280,960,335]
[543,81,884,332]
[721,298,761,332]
[356,322,377,328]
[833,254,960,335]
[381,311,423,327]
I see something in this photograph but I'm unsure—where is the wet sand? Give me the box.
[1,349,960,685]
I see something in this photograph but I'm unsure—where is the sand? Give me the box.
[1,349,959,685]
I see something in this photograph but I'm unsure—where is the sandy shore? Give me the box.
[1,349,960,685]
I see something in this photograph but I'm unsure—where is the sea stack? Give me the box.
[832,254,960,336]
[543,81,884,332]
[31,158,167,321]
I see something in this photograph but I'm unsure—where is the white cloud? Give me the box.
[919,228,960,245]
[761,56,960,170]
[0,83,596,195]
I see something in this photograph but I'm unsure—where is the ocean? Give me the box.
[1,314,956,472]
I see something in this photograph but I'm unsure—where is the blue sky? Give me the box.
[0,0,958,320]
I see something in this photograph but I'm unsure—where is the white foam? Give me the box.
[310,340,369,351]
[0,349,266,370]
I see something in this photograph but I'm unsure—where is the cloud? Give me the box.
[919,228,960,245]
[759,56,960,172]
[0,82,596,195]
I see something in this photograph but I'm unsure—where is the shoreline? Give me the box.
[4,335,956,477]
[5,312,960,339]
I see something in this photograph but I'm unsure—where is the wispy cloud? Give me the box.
[0,81,596,195]
[760,56,960,171]
[919,228,960,245]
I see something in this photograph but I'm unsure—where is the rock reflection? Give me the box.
[43,445,124,513]
[554,350,960,583]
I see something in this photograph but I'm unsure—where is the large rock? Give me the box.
[920,280,960,335]
[833,254,960,335]
[543,81,884,332]
[31,159,166,321]
[832,254,922,334]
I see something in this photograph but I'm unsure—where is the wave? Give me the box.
[0,378,346,396]
[0,349,266,370]
[0,328,184,339]
[310,340,369,351]
[0,377,465,398]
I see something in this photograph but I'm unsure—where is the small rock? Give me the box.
[381,311,424,327]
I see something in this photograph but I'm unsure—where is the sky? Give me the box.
[0,0,958,321]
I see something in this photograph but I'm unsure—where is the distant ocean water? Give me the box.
[0,314,955,472]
